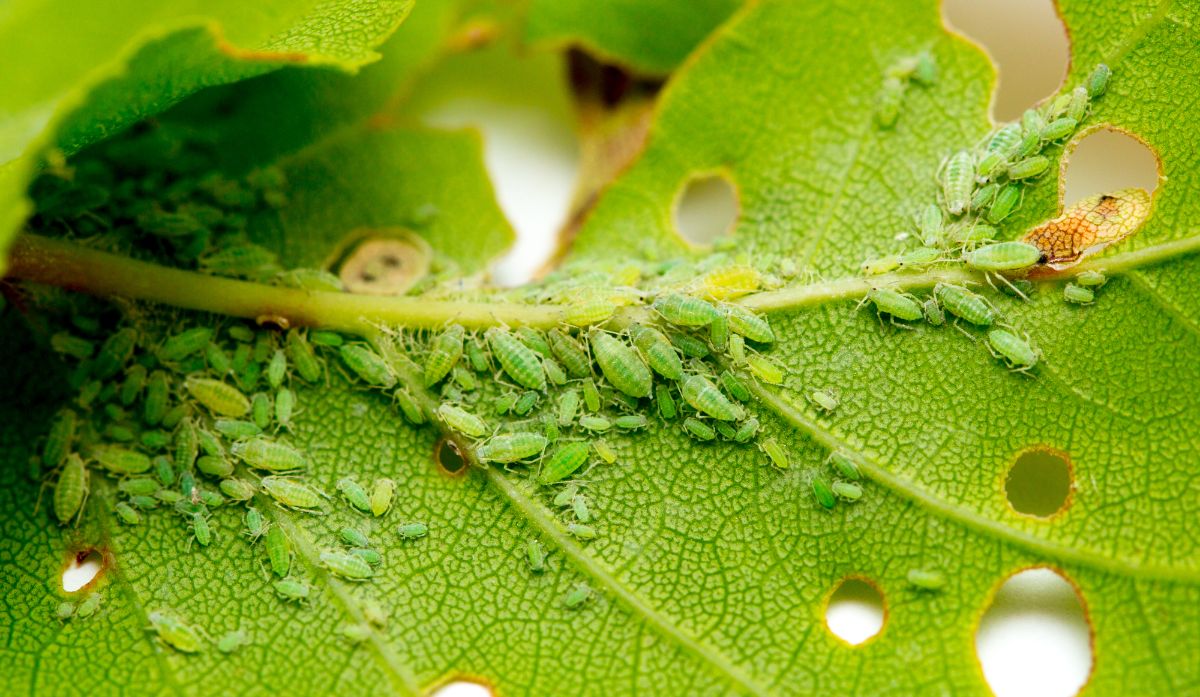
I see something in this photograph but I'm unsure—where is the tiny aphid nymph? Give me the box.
[320,550,373,580]
[397,522,429,539]
[941,150,974,215]
[185,377,250,418]
[986,329,1040,370]
[759,438,788,469]
[630,325,684,381]
[148,611,204,653]
[907,568,946,590]
[336,477,372,512]
[370,478,396,517]
[261,477,324,510]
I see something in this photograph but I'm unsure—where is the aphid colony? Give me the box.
[860,64,1117,373]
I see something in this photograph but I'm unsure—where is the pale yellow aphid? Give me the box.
[696,264,762,299]
[1023,188,1152,270]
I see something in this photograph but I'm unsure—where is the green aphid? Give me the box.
[653,293,721,327]
[155,489,184,505]
[527,539,546,574]
[273,577,310,602]
[985,183,1021,224]
[733,417,760,443]
[578,415,613,432]
[683,417,716,441]
[542,358,568,386]
[213,418,260,441]
[941,150,975,215]
[1022,107,1046,136]
[449,365,478,392]
[154,456,175,486]
[185,377,250,418]
[934,283,997,326]
[828,452,862,480]
[112,500,141,524]
[861,254,901,276]
[539,442,590,485]
[197,455,234,477]
[563,582,592,609]
[242,507,267,542]
[486,328,546,391]
[562,298,616,327]
[1066,85,1090,122]
[714,421,737,440]
[370,478,395,517]
[51,332,94,360]
[567,523,597,540]
[196,428,224,458]
[285,331,323,383]
[437,404,488,438]
[728,333,747,365]
[547,329,591,378]
[43,409,76,468]
[832,481,863,501]
[232,438,306,471]
[964,241,1042,272]
[1076,270,1107,288]
[350,547,383,566]
[265,525,291,576]
[975,152,1006,182]
[1087,63,1111,98]
[200,243,281,279]
[553,484,580,508]
[986,329,1040,370]
[199,489,226,508]
[630,325,684,380]
[907,568,947,590]
[140,430,170,450]
[866,288,923,322]
[275,388,295,428]
[759,438,788,469]
[147,611,205,653]
[874,75,904,129]
[513,390,540,416]
[179,471,196,498]
[425,324,465,386]
[262,350,286,390]
[476,432,548,463]
[746,353,785,385]
[515,326,553,358]
[572,495,593,523]
[217,630,250,654]
[557,390,581,427]
[915,203,944,246]
[250,393,271,430]
[988,121,1024,156]
[465,338,490,373]
[340,623,370,644]
[1041,117,1078,142]
[655,384,677,420]
[56,601,77,622]
[493,392,518,415]
[589,330,652,399]
[397,522,429,539]
[339,527,371,548]
[1007,155,1049,180]
[720,370,752,402]
[219,478,256,501]
[614,414,648,431]
[119,365,147,406]
[810,389,839,412]
[339,345,395,388]
[681,374,744,421]
[261,477,324,510]
[811,476,836,510]
[161,403,189,430]
[159,328,213,362]
[581,379,601,412]
[310,330,344,347]
[899,247,941,268]
[337,477,372,512]
[94,328,137,380]
[191,513,213,547]
[725,305,774,343]
[1064,283,1095,305]
[394,389,426,425]
[106,424,137,443]
[670,331,711,359]
[228,326,255,343]
[593,440,618,464]
[922,298,945,326]
[94,446,151,475]
[143,371,169,426]
[709,314,730,351]
[117,477,159,496]
[76,381,101,408]
[76,593,101,618]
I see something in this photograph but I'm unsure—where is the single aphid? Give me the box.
[273,577,310,602]
[321,550,373,580]
[916,203,944,245]
[265,525,291,577]
[148,611,204,653]
[759,438,788,469]
[1007,156,1050,180]
[56,601,76,622]
[1041,117,1078,142]
[310,330,345,347]
[709,314,730,351]
[114,501,141,525]
[191,513,212,547]
[275,388,295,428]
[119,365,147,406]
[832,481,864,501]
[811,476,836,510]
[861,254,901,276]
[51,332,94,360]
[907,568,946,590]
[264,349,287,390]
[350,548,382,566]
[698,264,762,299]
[143,370,169,426]
[527,539,546,574]
[652,294,721,327]
[963,241,1043,272]
[581,379,601,412]
[339,345,396,388]
[546,330,591,378]
[261,477,324,510]
[682,374,745,421]
[725,305,774,343]
[987,122,1023,157]
[242,508,267,541]
[159,328,213,362]
[277,267,344,292]
[911,51,936,85]
[195,453,232,477]
[562,298,616,327]
[1075,270,1106,289]
[341,623,370,644]
[828,453,862,480]
[719,370,752,402]
[809,389,839,412]
[655,384,677,420]
[670,332,711,359]
[614,414,648,431]
[465,338,490,373]
[728,334,746,365]
[733,417,760,443]
[195,429,223,458]
[214,418,262,440]
[93,329,137,380]
[285,331,323,383]
[563,583,592,609]
[589,330,652,399]
[161,403,190,430]
[899,247,941,270]
[572,495,593,523]
[232,438,306,471]
[541,359,568,386]
[199,489,226,508]
[578,415,613,432]
[185,377,250,418]
[1066,85,1090,122]
[512,390,540,417]
[1064,283,1096,305]
[539,442,591,485]
[934,283,998,326]
[975,152,1006,182]
[217,630,250,654]
[486,328,546,391]
[477,432,549,463]
[336,477,372,512]
[746,353,785,385]
[369,478,396,517]
[43,409,76,468]
[866,288,923,322]
[220,478,256,501]
[179,471,196,499]
[986,329,1040,370]
[683,417,716,441]
[397,522,429,540]
[922,298,945,326]
[94,446,152,475]
[630,325,684,381]
[437,404,488,438]
[567,523,597,540]
[118,477,159,496]
[986,184,1021,224]
[140,430,170,450]
[941,150,975,215]
[228,325,255,343]
[556,390,581,427]
[971,183,999,211]
[553,484,579,508]
[1087,63,1111,98]
[76,593,101,618]
[424,324,465,387]
[340,527,371,548]
[875,76,904,129]
[593,440,618,464]
[394,389,426,425]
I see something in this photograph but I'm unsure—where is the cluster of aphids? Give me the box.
[860,64,1115,373]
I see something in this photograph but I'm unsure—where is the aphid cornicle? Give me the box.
[547,329,591,378]
[589,330,653,398]
[630,325,684,380]
[652,294,721,327]
[437,404,488,438]
[185,377,250,418]
[987,329,1040,370]
[486,328,546,391]
[539,442,590,485]
[963,242,1043,272]
[370,478,396,517]
[683,417,716,441]
[866,288,923,322]
[54,454,88,524]
[321,550,373,580]
[397,522,428,539]
[232,438,306,471]
[424,324,465,386]
[261,477,324,509]
[934,283,998,326]
[337,477,372,512]
[681,374,744,421]
[265,524,291,576]
[942,150,975,215]
[286,331,323,383]
[43,409,76,468]
[340,345,396,388]
[476,432,549,463]
[725,305,775,343]
[148,612,204,653]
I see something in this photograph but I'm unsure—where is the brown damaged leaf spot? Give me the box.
[435,438,468,476]
[1024,187,1152,271]
[330,229,431,296]
[62,547,109,593]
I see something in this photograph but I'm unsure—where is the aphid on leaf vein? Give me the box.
[321,550,373,580]
[652,294,721,327]
[934,284,997,326]
[340,345,396,388]
[828,452,862,480]
[589,330,652,398]
[476,433,548,463]
[286,331,323,383]
[437,404,488,438]
[563,298,616,327]
[725,305,774,343]
[486,328,546,391]
[54,454,88,524]
[540,442,590,485]
[963,241,1043,272]
[1076,270,1107,288]
[148,612,204,653]
[865,288,923,322]
[185,377,250,418]
[337,477,372,512]
[232,438,306,471]
[261,477,324,510]
[424,324,465,386]
[567,523,596,540]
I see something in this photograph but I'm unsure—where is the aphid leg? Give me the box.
[988,273,1030,302]
[950,320,978,342]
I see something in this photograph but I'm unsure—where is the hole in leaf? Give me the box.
[334,230,432,296]
[942,0,1070,121]
[673,173,739,247]
[62,550,103,592]
[1063,129,1159,207]
[429,679,493,697]
[976,568,1092,697]
[436,438,467,476]
[824,577,885,645]
[1006,447,1072,518]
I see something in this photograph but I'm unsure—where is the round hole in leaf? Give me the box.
[1006,447,1072,518]
[62,549,103,593]
[673,173,739,247]
[332,228,432,296]
[429,678,493,697]
[824,577,885,645]
[1064,128,1159,207]
[976,568,1092,697]
[436,438,467,476]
